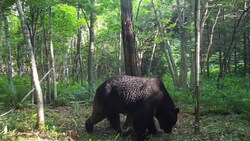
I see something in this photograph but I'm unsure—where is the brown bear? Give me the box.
[85,75,179,141]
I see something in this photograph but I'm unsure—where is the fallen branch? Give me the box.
[69,100,92,105]
[21,68,52,103]
[0,109,14,119]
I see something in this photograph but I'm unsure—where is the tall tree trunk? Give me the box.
[43,13,51,102]
[88,0,95,95]
[45,39,51,102]
[244,0,250,75]
[243,33,247,76]
[0,12,3,73]
[177,0,188,89]
[120,0,138,76]
[190,51,196,89]
[49,7,57,99]
[71,38,76,82]
[41,12,46,103]
[76,4,83,86]
[16,0,45,130]
[194,0,201,134]
[217,7,226,89]
[4,13,13,85]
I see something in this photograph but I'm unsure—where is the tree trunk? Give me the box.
[120,0,138,76]
[43,14,51,103]
[244,0,250,75]
[16,0,45,130]
[16,44,24,75]
[217,7,226,89]
[0,12,3,73]
[194,0,201,134]
[146,42,157,75]
[49,7,57,99]
[0,12,2,46]
[118,32,123,75]
[76,4,83,86]
[41,12,46,103]
[243,33,247,76]
[234,45,237,75]
[88,0,95,95]
[4,13,13,85]
[177,0,189,89]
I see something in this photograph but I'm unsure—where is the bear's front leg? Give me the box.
[107,112,124,135]
[133,113,149,141]
[146,116,157,135]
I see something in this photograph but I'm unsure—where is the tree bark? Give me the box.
[4,13,13,85]
[120,0,138,76]
[49,7,57,99]
[16,0,45,130]
[88,0,95,95]
[194,0,201,134]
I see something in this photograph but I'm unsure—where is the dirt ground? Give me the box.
[40,104,249,141]
[0,103,250,141]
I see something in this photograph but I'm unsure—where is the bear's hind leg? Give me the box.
[85,102,106,133]
[85,114,106,132]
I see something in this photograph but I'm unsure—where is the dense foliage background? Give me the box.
[0,0,249,140]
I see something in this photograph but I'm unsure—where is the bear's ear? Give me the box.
[175,107,180,114]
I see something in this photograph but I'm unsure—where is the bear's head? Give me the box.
[155,106,179,133]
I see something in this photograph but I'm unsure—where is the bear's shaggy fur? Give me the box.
[85,75,179,141]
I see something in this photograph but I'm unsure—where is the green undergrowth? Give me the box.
[0,75,30,107]
[162,74,250,118]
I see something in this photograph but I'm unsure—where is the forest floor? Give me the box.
[1,102,250,141]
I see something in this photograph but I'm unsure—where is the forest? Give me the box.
[0,0,249,140]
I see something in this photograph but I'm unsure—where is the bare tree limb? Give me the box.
[135,0,143,22]
[223,4,250,69]
[80,7,90,29]
[205,5,221,62]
